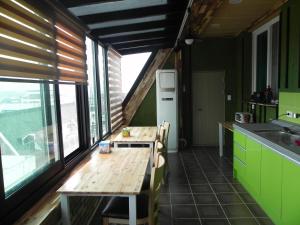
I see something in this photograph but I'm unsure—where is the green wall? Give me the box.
[130,83,157,126]
[278,0,300,125]
[280,0,300,91]
[279,92,300,124]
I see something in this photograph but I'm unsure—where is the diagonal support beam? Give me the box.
[123,48,173,125]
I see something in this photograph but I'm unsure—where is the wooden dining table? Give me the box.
[57,148,151,225]
[113,126,158,149]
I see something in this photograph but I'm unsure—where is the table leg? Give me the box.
[218,123,224,157]
[129,195,137,225]
[61,194,71,225]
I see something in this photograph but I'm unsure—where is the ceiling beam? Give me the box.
[99,29,178,44]
[118,44,173,55]
[92,19,181,36]
[60,0,124,8]
[113,38,175,50]
[79,4,185,24]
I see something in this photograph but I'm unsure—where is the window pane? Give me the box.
[98,45,109,135]
[121,52,151,98]
[0,82,59,197]
[59,84,79,157]
[86,37,100,144]
[256,31,268,92]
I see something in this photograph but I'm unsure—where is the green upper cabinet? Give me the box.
[260,145,283,225]
[280,0,300,91]
[245,138,261,199]
[282,158,300,225]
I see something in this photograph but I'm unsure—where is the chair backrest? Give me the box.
[148,154,165,225]
[158,125,165,144]
[153,140,164,167]
[162,121,170,147]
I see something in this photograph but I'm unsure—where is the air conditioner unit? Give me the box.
[156,69,178,152]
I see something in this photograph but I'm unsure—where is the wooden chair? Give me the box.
[102,155,165,225]
[161,121,170,178]
[162,121,170,148]
[141,140,164,192]
[158,125,165,144]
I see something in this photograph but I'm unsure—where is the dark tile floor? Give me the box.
[159,147,274,225]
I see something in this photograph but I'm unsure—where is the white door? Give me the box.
[192,71,225,146]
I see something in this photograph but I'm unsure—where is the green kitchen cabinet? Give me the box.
[245,138,261,199]
[233,130,247,186]
[281,158,300,225]
[233,156,246,185]
[233,130,246,149]
[234,142,246,162]
[260,146,283,224]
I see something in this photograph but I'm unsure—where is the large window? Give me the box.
[86,37,100,144]
[0,82,59,197]
[98,45,110,135]
[252,17,280,98]
[0,0,104,222]
[59,84,79,157]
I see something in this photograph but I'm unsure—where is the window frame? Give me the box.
[96,43,111,138]
[252,16,280,93]
[85,37,100,146]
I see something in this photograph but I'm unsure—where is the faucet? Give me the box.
[282,127,299,135]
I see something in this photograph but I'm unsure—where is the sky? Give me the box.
[121,52,151,96]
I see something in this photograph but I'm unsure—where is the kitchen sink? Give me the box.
[255,130,300,148]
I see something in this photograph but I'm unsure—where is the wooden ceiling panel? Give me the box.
[192,0,286,38]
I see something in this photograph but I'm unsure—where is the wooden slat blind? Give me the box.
[55,14,87,83]
[0,0,57,80]
[0,0,87,83]
[107,47,123,131]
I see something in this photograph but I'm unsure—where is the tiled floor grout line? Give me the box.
[179,153,203,225]
[204,150,262,225]
[168,188,173,225]
[191,150,232,225]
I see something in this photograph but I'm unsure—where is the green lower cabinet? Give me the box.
[233,156,246,185]
[260,146,283,225]
[233,130,300,225]
[234,142,246,162]
[281,158,300,225]
[245,138,261,199]
[234,130,247,149]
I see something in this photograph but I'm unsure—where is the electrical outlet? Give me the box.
[287,111,294,118]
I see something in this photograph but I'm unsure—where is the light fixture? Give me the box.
[185,38,194,45]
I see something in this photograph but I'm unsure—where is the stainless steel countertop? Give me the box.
[233,120,300,165]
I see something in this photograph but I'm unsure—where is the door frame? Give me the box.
[191,70,226,146]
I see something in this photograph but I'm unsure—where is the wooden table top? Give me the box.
[223,122,234,132]
[113,126,157,143]
[57,148,151,195]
